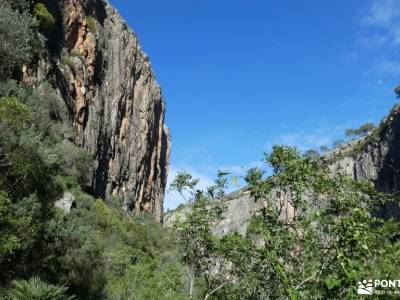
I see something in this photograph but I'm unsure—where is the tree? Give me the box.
[345,123,375,139]
[169,171,199,201]
[395,85,400,98]
[0,2,43,77]
[172,145,400,299]
[171,172,229,299]
[223,145,400,299]
[303,149,320,161]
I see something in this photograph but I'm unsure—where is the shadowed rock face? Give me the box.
[322,106,400,220]
[30,0,169,220]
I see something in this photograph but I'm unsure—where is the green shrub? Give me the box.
[345,122,375,139]
[8,277,73,300]
[61,57,75,71]
[34,3,55,30]
[84,16,98,34]
[40,197,184,299]
[70,50,86,64]
[57,142,93,187]
[0,96,31,131]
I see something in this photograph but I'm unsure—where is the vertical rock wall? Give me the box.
[38,0,169,220]
[322,106,400,220]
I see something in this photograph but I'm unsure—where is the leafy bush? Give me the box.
[34,3,55,30]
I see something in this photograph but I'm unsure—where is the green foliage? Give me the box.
[0,96,31,131]
[244,167,265,185]
[395,85,400,98]
[4,0,33,12]
[61,57,75,71]
[0,191,42,259]
[303,149,320,162]
[0,3,43,77]
[84,16,98,34]
[171,172,228,299]
[41,195,185,299]
[106,261,186,300]
[57,142,93,187]
[34,3,55,30]
[0,83,83,289]
[70,50,86,64]
[170,171,199,201]
[207,170,229,198]
[8,277,74,300]
[0,191,23,255]
[0,5,186,299]
[239,146,400,298]
[345,122,375,139]
[172,145,400,299]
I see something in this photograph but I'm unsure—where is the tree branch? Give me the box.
[204,282,226,300]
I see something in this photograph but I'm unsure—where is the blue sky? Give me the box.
[110,0,400,210]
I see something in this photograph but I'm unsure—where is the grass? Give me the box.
[61,57,75,70]
[70,50,86,64]
[84,16,98,34]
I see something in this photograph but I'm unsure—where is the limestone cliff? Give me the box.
[321,105,400,220]
[322,106,400,195]
[29,0,170,220]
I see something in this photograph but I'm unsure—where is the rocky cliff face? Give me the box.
[30,0,169,220]
[322,106,400,195]
[321,105,400,220]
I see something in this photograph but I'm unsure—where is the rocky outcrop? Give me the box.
[321,106,400,220]
[55,193,76,214]
[32,0,169,220]
[164,188,303,236]
[322,106,400,196]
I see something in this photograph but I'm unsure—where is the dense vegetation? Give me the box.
[169,146,400,299]
[0,2,185,299]
[2,1,400,299]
